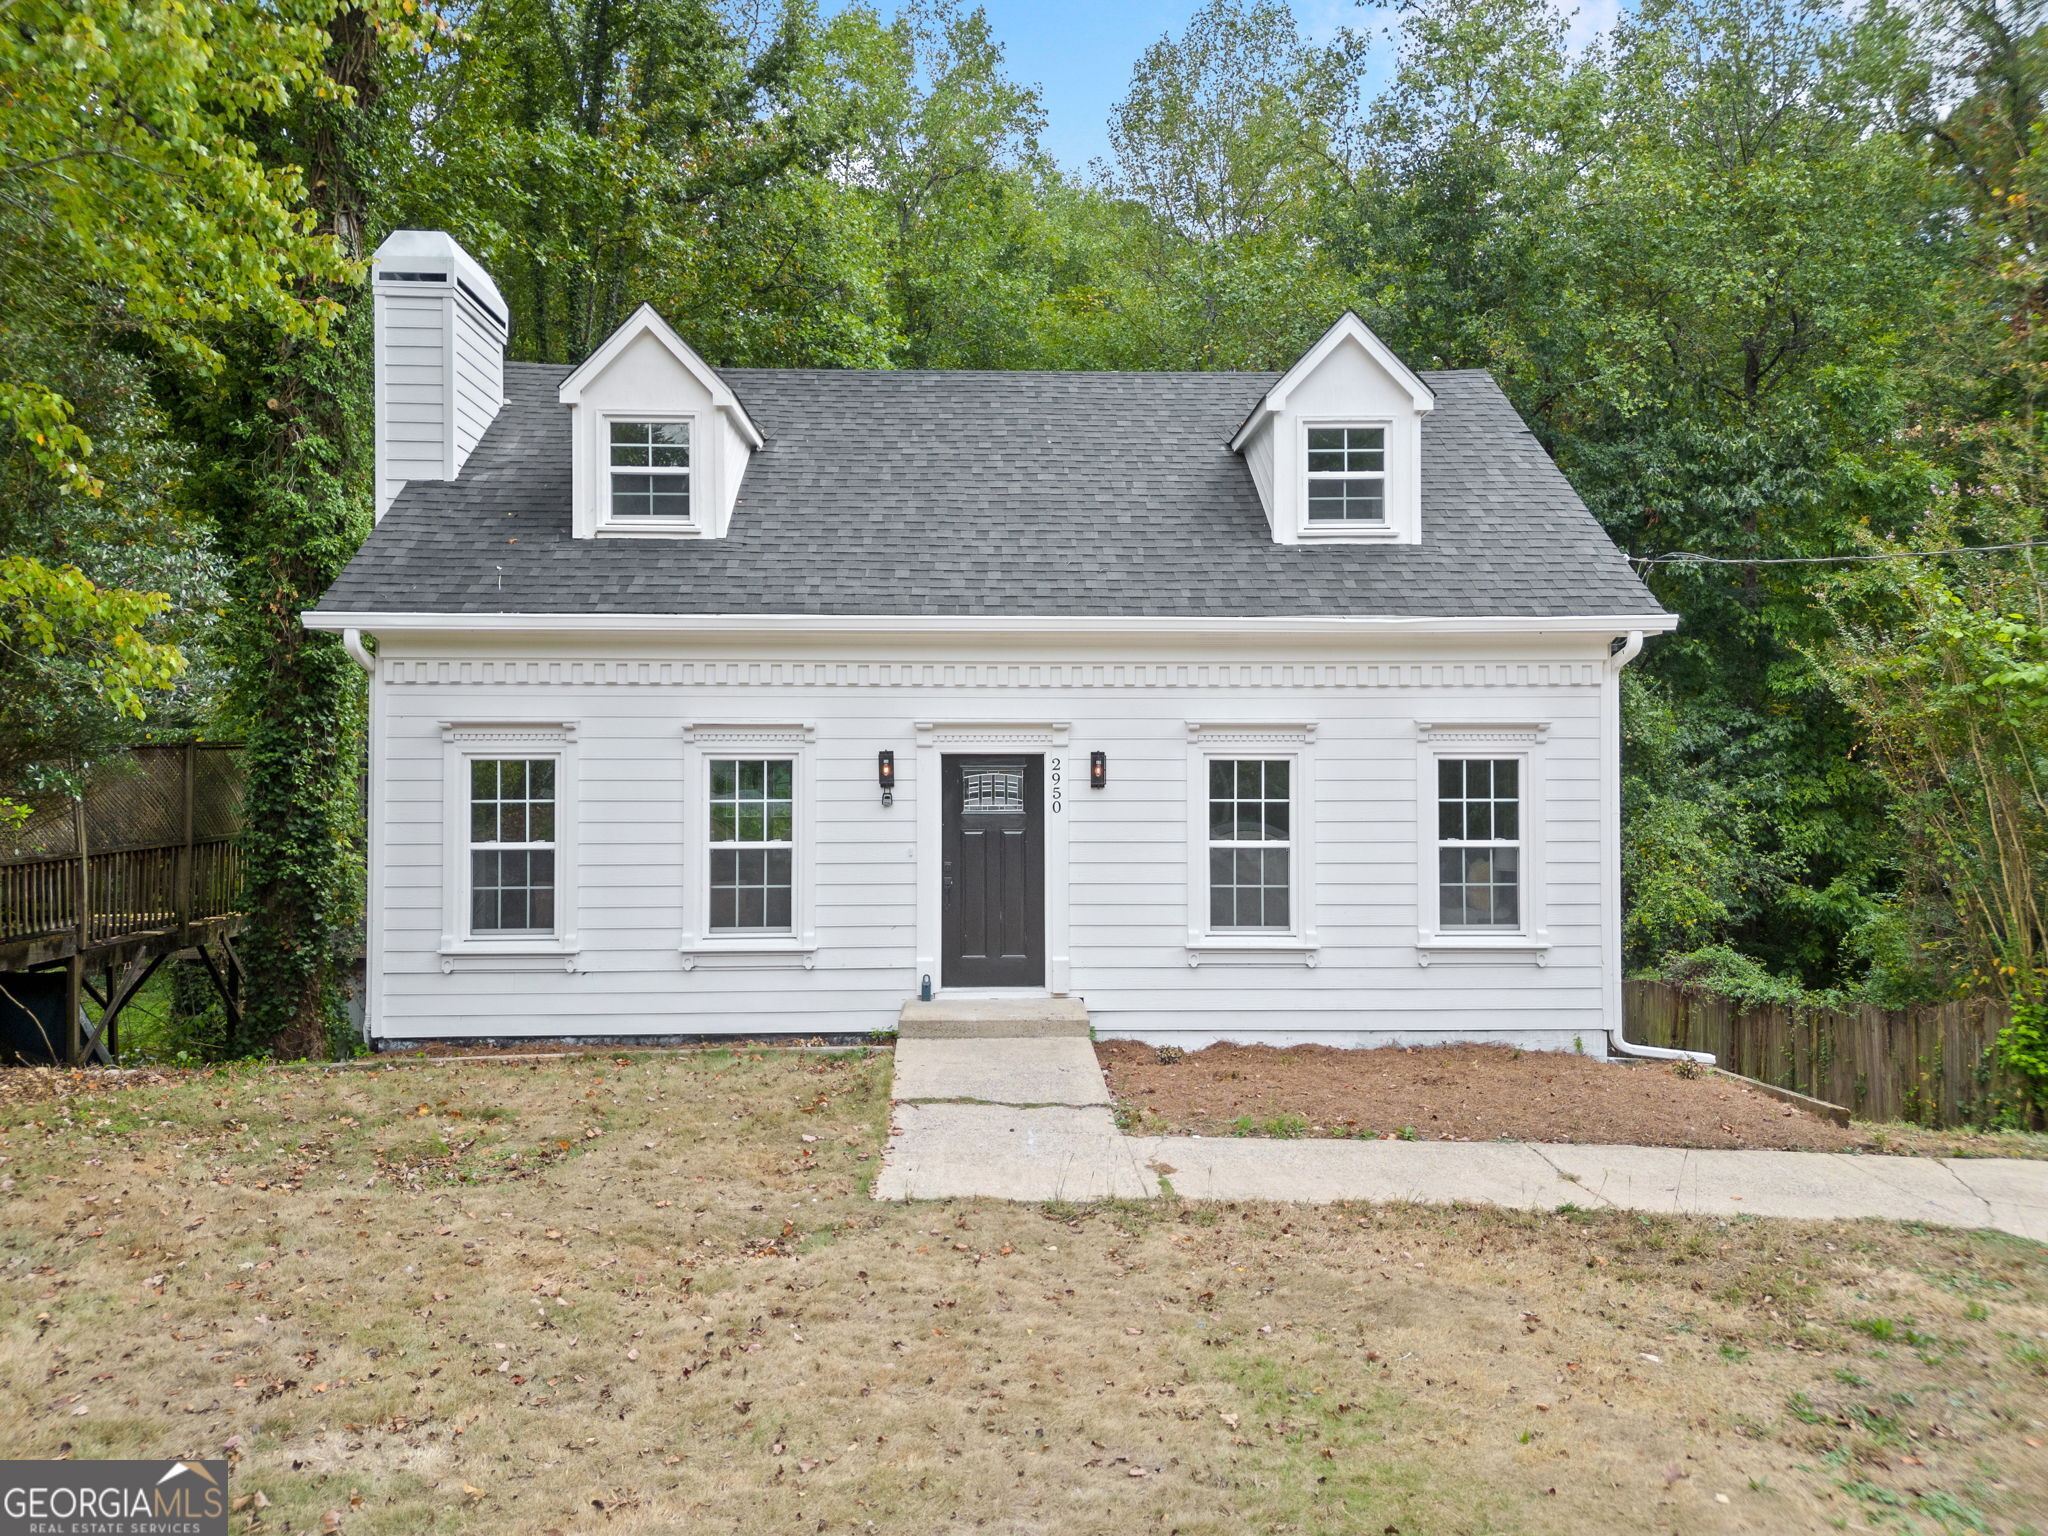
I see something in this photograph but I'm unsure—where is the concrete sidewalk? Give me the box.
[873,1035,2048,1240]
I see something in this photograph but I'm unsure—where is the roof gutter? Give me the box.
[302,610,1681,639]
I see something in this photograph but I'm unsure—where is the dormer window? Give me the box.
[1305,425,1386,524]
[559,305,761,539]
[608,420,692,522]
[1230,313,1433,546]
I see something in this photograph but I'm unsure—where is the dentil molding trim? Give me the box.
[389,660,1603,690]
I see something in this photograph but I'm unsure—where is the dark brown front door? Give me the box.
[941,755,1045,988]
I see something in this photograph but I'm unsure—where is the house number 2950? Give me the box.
[1049,757,1063,814]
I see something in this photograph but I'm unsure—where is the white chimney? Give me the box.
[370,229,510,520]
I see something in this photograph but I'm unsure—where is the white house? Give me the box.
[305,229,1678,1054]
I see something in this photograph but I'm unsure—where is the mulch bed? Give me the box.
[1097,1040,1869,1151]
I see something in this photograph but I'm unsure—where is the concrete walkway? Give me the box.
[874,1031,2048,1241]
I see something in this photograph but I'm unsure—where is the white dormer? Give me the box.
[1231,313,1435,546]
[557,305,763,540]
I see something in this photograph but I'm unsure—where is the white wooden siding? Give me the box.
[373,286,505,518]
[364,634,1622,1050]
[375,292,449,514]
[450,294,504,469]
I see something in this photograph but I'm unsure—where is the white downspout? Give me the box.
[1601,629,1715,1064]
[342,626,378,1046]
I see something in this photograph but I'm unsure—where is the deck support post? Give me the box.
[177,742,196,949]
[62,955,83,1067]
[65,796,88,1065]
[197,939,244,1044]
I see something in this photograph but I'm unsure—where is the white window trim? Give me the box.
[680,724,817,969]
[597,411,700,537]
[438,722,579,968]
[1185,723,1318,967]
[1298,417,1398,541]
[1414,722,1549,966]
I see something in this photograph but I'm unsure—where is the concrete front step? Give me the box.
[892,1036,1110,1106]
[897,998,1090,1039]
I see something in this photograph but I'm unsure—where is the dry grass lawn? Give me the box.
[2,1049,2045,1536]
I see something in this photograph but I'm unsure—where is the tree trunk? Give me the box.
[170,8,385,1060]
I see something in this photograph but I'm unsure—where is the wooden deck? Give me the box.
[2,745,244,1065]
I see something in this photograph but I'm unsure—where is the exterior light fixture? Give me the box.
[1089,750,1107,789]
[878,750,896,806]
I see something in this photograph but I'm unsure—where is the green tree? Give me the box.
[1505,0,1943,987]
[1099,0,1361,368]
[1,0,359,482]
[1809,0,2048,1005]
[822,1,1051,367]
[1818,495,2048,1002]
[0,0,375,800]
[0,557,185,823]
[387,0,887,366]
[160,4,428,1059]
[1328,0,1582,372]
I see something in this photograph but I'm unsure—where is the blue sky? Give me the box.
[819,1,1626,173]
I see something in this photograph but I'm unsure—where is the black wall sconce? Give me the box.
[1089,750,1108,789]
[878,750,896,806]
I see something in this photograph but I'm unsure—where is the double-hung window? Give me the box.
[469,758,557,934]
[608,420,691,521]
[1437,758,1520,928]
[1305,425,1385,523]
[1207,758,1292,931]
[708,758,794,932]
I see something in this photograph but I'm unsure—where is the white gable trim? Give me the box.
[1229,312,1433,453]
[557,303,763,448]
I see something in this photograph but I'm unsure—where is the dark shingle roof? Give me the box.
[313,363,1663,619]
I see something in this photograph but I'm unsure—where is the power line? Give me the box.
[1631,538,2048,567]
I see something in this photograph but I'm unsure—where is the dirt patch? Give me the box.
[1098,1040,1878,1150]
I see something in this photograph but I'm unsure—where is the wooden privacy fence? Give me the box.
[1625,980,2042,1130]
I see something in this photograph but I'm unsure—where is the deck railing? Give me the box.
[0,745,244,956]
